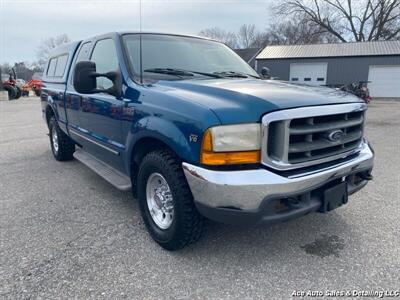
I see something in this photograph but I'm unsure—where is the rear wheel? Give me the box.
[49,116,75,161]
[137,150,204,250]
[4,85,16,100]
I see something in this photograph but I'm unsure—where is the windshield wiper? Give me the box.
[144,68,193,77]
[213,71,260,79]
[144,68,223,79]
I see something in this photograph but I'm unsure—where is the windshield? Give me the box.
[123,34,259,81]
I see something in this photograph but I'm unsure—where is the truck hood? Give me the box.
[154,79,363,124]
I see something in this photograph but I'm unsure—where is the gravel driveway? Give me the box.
[1,98,399,299]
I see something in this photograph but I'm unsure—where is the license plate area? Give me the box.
[319,182,348,213]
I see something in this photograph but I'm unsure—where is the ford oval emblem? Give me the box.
[328,130,344,142]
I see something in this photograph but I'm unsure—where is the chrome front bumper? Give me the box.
[183,142,374,221]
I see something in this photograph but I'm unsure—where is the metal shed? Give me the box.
[256,40,400,97]
[234,48,262,69]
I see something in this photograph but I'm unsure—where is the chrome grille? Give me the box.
[261,103,367,170]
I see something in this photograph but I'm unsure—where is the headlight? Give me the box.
[201,123,261,165]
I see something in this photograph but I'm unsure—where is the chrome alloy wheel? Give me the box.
[52,128,59,153]
[146,173,174,229]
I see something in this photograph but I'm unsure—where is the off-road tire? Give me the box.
[49,116,75,161]
[4,85,16,100]
[137,150,204,250]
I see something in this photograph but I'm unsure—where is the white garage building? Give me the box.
[255,40,400,98]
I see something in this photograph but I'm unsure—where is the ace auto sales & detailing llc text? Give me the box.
[292,290,399,298]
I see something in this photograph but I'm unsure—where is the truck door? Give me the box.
[65,41,92,130]
[73,38,125,171]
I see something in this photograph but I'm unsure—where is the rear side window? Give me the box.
[54,55,68,77]
[46,54,69,78]
[47,58,57,77]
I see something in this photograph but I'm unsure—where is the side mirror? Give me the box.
[73,61,96,94]
[261,67,271,79]
[73,61,122,98]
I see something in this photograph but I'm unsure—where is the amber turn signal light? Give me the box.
[200,129,261,165]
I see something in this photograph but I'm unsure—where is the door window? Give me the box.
[70,42,92,86]
[90,39,119,89]
[76,42,92,62]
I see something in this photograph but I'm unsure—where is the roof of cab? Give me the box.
[117,31,215,41]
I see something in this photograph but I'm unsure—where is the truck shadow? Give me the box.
[177,211,351,261]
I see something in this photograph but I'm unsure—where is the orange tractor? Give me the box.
[1,68,22,100]
[22,78,42,97]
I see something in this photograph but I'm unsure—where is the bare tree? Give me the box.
[237,24,258,48]
[250,32,272,48]
[262,16,339,45]
[36,34,71,70]
[199,14,345,51]
[0,63,12,75]
[198,27,239,48]
[277,0,400,42]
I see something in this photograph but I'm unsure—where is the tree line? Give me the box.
[2,0,399,80]
[199,0,400,49]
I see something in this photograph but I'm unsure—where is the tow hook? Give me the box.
[358,170,373,181]
[283,197,301,208]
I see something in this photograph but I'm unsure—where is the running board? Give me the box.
[73,148,131,191]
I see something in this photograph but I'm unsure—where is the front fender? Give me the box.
[124,116,201,173]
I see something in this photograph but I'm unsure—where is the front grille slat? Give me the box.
[288,145,357,164]
[289,130,362,153]
[262,103,367,170]
[290,115,363,135]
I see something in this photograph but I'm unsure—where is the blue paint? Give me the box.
[41,32,363,177]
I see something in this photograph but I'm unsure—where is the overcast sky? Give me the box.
[0,0,272,64]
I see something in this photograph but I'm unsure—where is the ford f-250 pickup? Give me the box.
[41,32,374,250]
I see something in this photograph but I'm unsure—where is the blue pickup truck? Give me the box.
[41,32,374,250]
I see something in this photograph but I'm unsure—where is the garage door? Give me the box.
[368,65,400,97]
[290,63,327,86]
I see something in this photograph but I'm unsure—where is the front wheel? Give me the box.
[137,150,204,250]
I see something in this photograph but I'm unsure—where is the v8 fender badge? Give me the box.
[189,134,198,142]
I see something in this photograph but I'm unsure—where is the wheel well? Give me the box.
[130,137,177,196]
[131,137,176,167]
[45,105,55,127]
